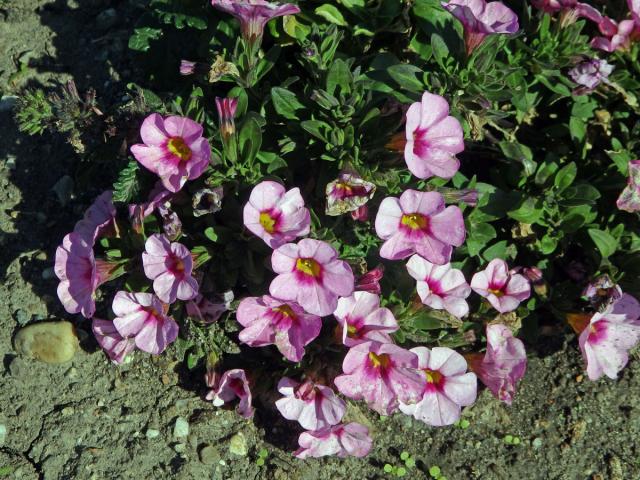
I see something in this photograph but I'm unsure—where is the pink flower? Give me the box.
[130,113,211,193]
[325,173,376,216]
[275,377,346,430]
[179,60,197,75]
[470,259,530,313]
[92,318,136,364]
[578,294,640,380]
[112,291,179,355]
[350,205,369,222]
[406,254,471,318]
[334,341,425,415]
[616,160,640,213]
[74,191,116,243]
[205,368,254,418]
[591,17,637,52]
[582,274,622,309]
[243,181,311,248]
[399,347,477,426]
[442,0,519,54]
[215,97,238,140]
[211,0,300,43]
[128,182,173,232]
[466,324,527,405]
[402,92,464,180]
[55,233,111,318]
[355,265,384,295]
[294,423,372,459]
[142,234,199,304]
[569,58,613,93]
[186,291,234,323]
[374,190,465,263]
[631,0,640,24]
[270,238,355,316]
[333,292,398,347]
[531,0,602,25]
[236,295,322,362]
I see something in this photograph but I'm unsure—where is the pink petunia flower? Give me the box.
[355,265,384,295]
[215,97,238,140]
[55,233,112,318]
[112,291,179,355]
[270,238,355,316]
[128,181,173,233]
[74,191,116,243]
[211,0,300,44]
[130,113,211,193]
[399,347,477,426]
[442,0,519,54]
[466,324,527,405]
[470,259,531,313]
[616,160,640,213]
[631,0,640,24]
[334,341,425,415]
[325,172,376,216]
[142,234,199,304]
[92,318,136,365]
[406,254,471,318]
[275,377,346,430]
[333,291,398,347]
[531,0,603,25]
[205,368,254,418]
[569,58,614,94]
[578,294,640,380]
[374,189,465,264]
[236,295,322,362]
[186,291,234,323]
[243,181,311,248]
[401,92,464,180]
[179,60,197,75]
[591,17,637,52]
[294,423,373,459]
[350,205,369,222]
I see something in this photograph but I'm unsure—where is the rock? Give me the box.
[0,424,6,446]
[0,95,19,113]
[42,267,55,280]
[174,443,186,453]
[173,417,189,438]
[532,437,543,449]
[14,321,79,364]
[199,445,219,465]
[146,429,160,439]
[51,176,74,206]
[229,432,248,456]
[96,8,117,30]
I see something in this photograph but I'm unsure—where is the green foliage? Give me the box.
[112,159,141,203]
[15,89,53,135]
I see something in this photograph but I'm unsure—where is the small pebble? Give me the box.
[0,424,6,446]
[532,438,543,449]
[229,432,248,456]
[146,429,160,439]
[199,445,220,465]
[62,407,75,416]
[174,443,186,453]
[173,417,189,438]
[42,267,56,280]
[14,321,80,364]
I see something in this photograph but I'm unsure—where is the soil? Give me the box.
[1,1,639,479]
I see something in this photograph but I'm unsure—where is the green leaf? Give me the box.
[499,141,536,176]
[554,162,576,193]
[466,222,497,256]
[508,197,543,224]
[315,4,348,26]
[569,117,586,143]
[326,59,352,96]
[112,159,140,203]
[588,229,618,258]
[238,115,263,165]
[128,27,163,52]
[204,227,218,242]
[271,87,305,120]
[387,64,424,93]
[431,33,449,69]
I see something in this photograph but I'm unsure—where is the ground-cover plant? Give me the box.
[45,0,640,461]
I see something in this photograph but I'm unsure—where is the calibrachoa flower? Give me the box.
[466,324,527,405]
[186,291,234,323]
[128,181,173,233]
[215,97,238,141]
[334,341,425,415]
[294,423,373,459]
[179,60,196,75]
[582,274,622,309]
[211,0,301,44]
[92,318,136,365]
[616,160,640,213]
[374,189,465,264]
[578,294,640,380]
[142,234,199,304]
[74,191,116,242]
[355,265,384,295]
[192,187,224,217]
[325,172,376,216]
[333,292,398,347]
[243,181,311,248]
[205,368,254,418]
[396,91,464,180]
[591,17,637,52]
[269,238,355,316]
[112,291,179,355]
[406,254,471,318]
[130,113,211,193]
[470,259,531,313]
[236,295,322,362]
[275,377,347,430]
[569,58,613,93]
[531,0,602,25]
[350,205,369,222]
[399,347,477,426]
[442,0,519,54]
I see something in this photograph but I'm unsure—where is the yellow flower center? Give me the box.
[425,368,443,385]
[488,288,504,297]
[401,213,428,230]
[347,324,358,337]
[296,258,321,278]
[273,304,296,319]
[167,137,192,161]
[259,211,277,233]
[368,352,391,369]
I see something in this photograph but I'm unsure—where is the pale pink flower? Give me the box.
[333,292,398,347]
[128,181,173,233]
[355,265,384,295]
[92,318,136,365]
[631,0,640,24]
[374,190,465,264]
[186,291,234,323]
[578,294,640,380]
[270,238,355,316]
[470,259,530,313]
[399,347,477,426]
[275,377,346,430]
[569,58,614,94]
[74,191,116,242]
[616,160,640,213]
[402,92,464,179]
[243,180,311,248]
[591,17,637,52]
[442,0,519,54]
[236,295,322,362]
[325,173,376,216]
[294,423,372,459]
[466,324,527,405]
[179,60,197,75]
[215,97,238,140]
[130,113,211,193]
[142,234,199,304]
[334,341,425,415]
[112,291,179,355]
[531,0,602,25]
[205,368,254,418]
[406,255,471,318]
